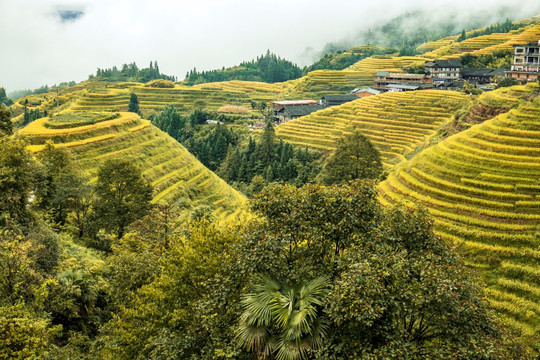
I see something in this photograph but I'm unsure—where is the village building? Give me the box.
[434,79,465,91]
[271,100,322,123]
[425,59,463,83]
[320,94,358,107]
[461,68,506,85]
[505,41,540,84]
[273,103,324,123]
[351,87,381,98]
[386,83,433,92]
[373,71,433,90]
[271,100,318,113]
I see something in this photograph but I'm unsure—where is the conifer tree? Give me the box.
[128,92,140,114]
[0,105,12,136]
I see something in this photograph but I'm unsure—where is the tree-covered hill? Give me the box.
[184,50,303,85]
[89,61,177,83]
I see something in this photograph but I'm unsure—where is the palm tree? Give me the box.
[237,276,330,360]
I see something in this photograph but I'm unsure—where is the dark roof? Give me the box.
[460,68,493,77]
[514,42,540,47]
[490,68,508,77]
[426,59,463,68]
[280,104,324,117]
[320,95,358,102]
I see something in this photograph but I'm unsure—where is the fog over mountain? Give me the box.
[1,0,539,93]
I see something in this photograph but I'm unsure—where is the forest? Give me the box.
[88,61,177,83]
[185,51,303,85]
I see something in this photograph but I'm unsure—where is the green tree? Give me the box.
[458,29,467,41]
[0,87,12,106]
[239,182,516,359]
[257,120,276,169]
[0,304,59,359]
[320,130,382,185]
[92,220,246,359]
[92,159,152,242]
[0,138,38,225]
[128,92,139,114]
[237,276,330,360]
[496,77,519,88]
[0,105,12,136]
[34,143,85,227]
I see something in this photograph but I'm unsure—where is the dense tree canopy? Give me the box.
[92,159,152,242]
[84,181,523,360]
[185,51,303,85]
[320,130,383,185]
[0,104,12,136]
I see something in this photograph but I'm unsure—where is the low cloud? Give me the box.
[0,0,539,93]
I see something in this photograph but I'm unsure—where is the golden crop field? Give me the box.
[18,111,249,223]
[378,89,540,345]
[423,22,540,59]
[346,55,430,73]
[275,90,467,169]
[70,80,284,116]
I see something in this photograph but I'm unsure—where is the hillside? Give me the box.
[275,90,468,168]
[17,111,249,222]
[443,82,540,136]
[422,21,540,59]
[378,83,540,346]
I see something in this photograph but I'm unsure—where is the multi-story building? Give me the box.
[373,71,433,90]
[505,41,540,84]
[425,59,463,83]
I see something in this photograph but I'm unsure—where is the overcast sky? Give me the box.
[1,0,539,92]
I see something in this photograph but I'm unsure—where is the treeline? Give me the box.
[7,82,76,102]
[89,61,177,83]
[460,49,514,69]
[457,18,527,41]
[185,50,303,85]
[219,122,322,193]
[150,105,323,195]
[303,46,394,73]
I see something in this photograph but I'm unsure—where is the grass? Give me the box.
[378,92,540,347]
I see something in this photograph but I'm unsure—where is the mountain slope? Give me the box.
[18,111,249,222]
[275,90,467,168]
[378,84,540,345]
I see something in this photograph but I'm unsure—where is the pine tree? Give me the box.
[0,105,12,136]
[128,92,140,114]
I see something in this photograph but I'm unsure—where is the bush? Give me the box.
[145,79,175,88]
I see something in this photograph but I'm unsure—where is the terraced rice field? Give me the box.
[284,70,374,96]
[417,36,459,53]
[444,83,540,136]
[423,22,540,59]
[346,55,430,73]
[378,95,540,346]
[18,111,249,223]
[71,81,284,115]
[275,90,467,168]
